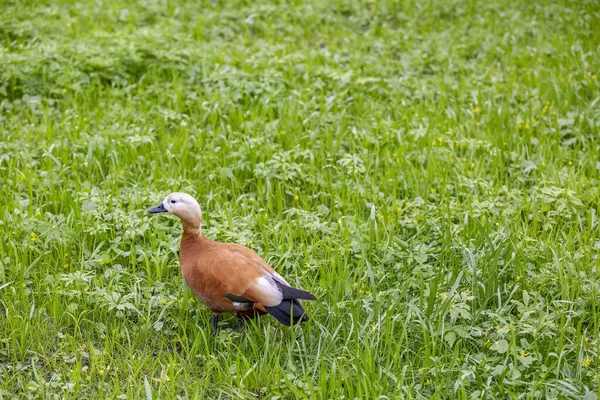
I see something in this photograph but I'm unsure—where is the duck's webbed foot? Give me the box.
[232,318,246,332]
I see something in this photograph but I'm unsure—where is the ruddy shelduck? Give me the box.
[148,192,316,332]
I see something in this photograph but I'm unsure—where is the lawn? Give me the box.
[1,0,599,398]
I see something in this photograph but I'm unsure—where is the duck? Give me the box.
[148,192,316,333]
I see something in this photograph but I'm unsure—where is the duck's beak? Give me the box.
[148,203,167,214]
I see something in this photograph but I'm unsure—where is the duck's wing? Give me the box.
[204,243,316,308]
[203,245,284,307]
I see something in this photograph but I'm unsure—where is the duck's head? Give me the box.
[148,192,202,231]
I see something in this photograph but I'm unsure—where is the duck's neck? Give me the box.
[179,220,206,272]
[182,219,202,240]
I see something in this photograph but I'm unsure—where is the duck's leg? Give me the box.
[211,313,219,334]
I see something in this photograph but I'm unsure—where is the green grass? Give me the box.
[1,0,599,398]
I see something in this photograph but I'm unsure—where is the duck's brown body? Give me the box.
[179,232,271,316]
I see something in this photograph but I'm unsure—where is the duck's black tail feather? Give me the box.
[266,299,310,326]
[265,281,316,326]
[271,279,317,301]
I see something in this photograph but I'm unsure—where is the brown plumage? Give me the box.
[148,192,316,332]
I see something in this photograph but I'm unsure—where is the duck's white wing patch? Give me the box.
[270,271,304,304]
[252,275,283,307]
[271,271,291,287]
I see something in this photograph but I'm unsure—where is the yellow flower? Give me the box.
[167,301,174,306]
[473,106,480,113]
[31,232,37,241]
[98,369,105,377]
[582,358,592,367]
[366,291,372,296]
[293,194,299,201]
[378,215,384,221]
[520,351,528,358]
[430,188,435,194]
[415,113,419,118]
[35,211,41,217]
[470,162,475,168]
[63,88,67,93]
[569,161,572,165]
[426,379,431,385]
[405,201,409,207]
[516,276,521,281]
[359,289,365,295]
[441,293,448,302]
[63,264,69,269]
[396,207,402,213]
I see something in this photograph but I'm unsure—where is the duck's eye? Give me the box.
[170,200,176,204]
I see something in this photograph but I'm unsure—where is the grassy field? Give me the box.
[1,0,599,398]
